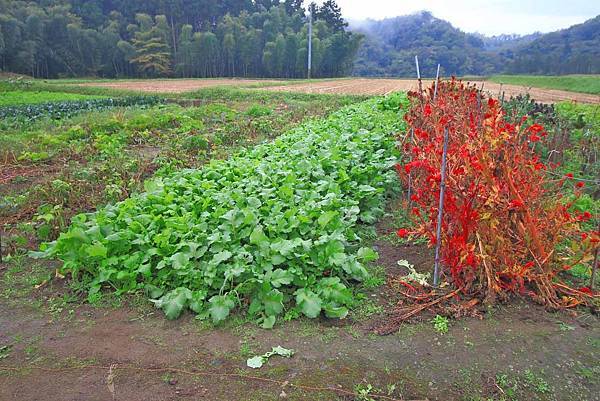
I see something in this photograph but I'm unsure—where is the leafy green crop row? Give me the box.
[0,90,105,106]
[35,93,408,327]
[0,96,163,125]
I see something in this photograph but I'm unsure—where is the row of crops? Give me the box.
[0,95,163,125]
[34,94,409,327]
[0,90,106,106]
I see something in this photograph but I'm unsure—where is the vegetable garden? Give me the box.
[0,78,598,401]
[33,94,408,326]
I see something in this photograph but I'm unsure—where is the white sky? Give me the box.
[311,0,600,35]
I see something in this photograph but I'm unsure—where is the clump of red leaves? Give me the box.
[387,79,598,328]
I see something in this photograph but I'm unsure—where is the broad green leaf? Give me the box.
[155,288,192,320]
[323,304,349,319]
[269,269,294,288]
[295,289,322,318]
[86,242,107,258]
[145,284,164,299]
[212,250,232,265]
[271,254,286,265]
[249,226,269,247]
[263,289,284,316]
[317,211,338,227]
[261,315,276,329]
[248,298,262,316]
[189,290,207,313]
[170,252,190,269]
[208,295,235,323]
[342,258,368,281]
[357,247,379,262]
[271,239,295,256]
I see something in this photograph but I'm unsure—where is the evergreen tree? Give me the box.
[129,14,172,77]
[316,0,347,32]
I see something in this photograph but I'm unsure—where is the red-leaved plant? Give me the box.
[396,79,598,308]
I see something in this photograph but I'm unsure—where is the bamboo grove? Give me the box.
[0,0,359,79]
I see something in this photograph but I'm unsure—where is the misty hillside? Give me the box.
[350,11,600,77]
[475,33,542,51]
[506,15,600,75]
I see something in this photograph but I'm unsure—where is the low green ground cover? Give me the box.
[0,90,105,106]
[0,88,363,256]
[489,75,600,95]
[0,95,163,126]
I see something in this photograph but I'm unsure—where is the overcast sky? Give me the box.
[314,0,600,35]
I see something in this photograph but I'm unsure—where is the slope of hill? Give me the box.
[507,16,600,75]
[351,12,500,77]
[475,33,542,51]
[351,12,600,77]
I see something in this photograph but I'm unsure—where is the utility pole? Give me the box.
[307,8,312,80]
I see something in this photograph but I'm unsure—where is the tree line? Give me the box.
[0,0,360,78]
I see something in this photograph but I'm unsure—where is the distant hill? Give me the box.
[475,33,542,52]
[350,11,600,77]
[506,16,600,75]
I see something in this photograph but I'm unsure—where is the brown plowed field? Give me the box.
[79,78,282,93]
[266,78,600,104]
[80,78,600,104]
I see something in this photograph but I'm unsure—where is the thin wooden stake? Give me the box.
[591,221,600,290]
[0,229,3,263]
[407,127,414,205]
[433,64,441,100]
[433,127,450,287]
[591,246,599,291]
[476,91,482,132]
[415,55,423,98]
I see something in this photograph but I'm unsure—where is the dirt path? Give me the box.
[1,240,598,401]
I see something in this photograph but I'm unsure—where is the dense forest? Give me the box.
[0,0,360,78]
[506,15,600,75]
[351,12,600,77]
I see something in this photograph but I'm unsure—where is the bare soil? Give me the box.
[78,79,283,93]
[78,78,600,104]
[264,79,600,104]
[1,237,598,401]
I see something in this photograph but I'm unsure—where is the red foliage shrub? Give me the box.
[397,79,598,307]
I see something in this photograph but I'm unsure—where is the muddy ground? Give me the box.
[1,211,598,401]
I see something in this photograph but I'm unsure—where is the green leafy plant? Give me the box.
[0,96,163,125]
[33,95,409,326]
[0,345,12,360]
[432,315,449,334]
[524,369,551,394]
[245,104,273,117]
[354,383,375,401]
[17,151,50,162]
